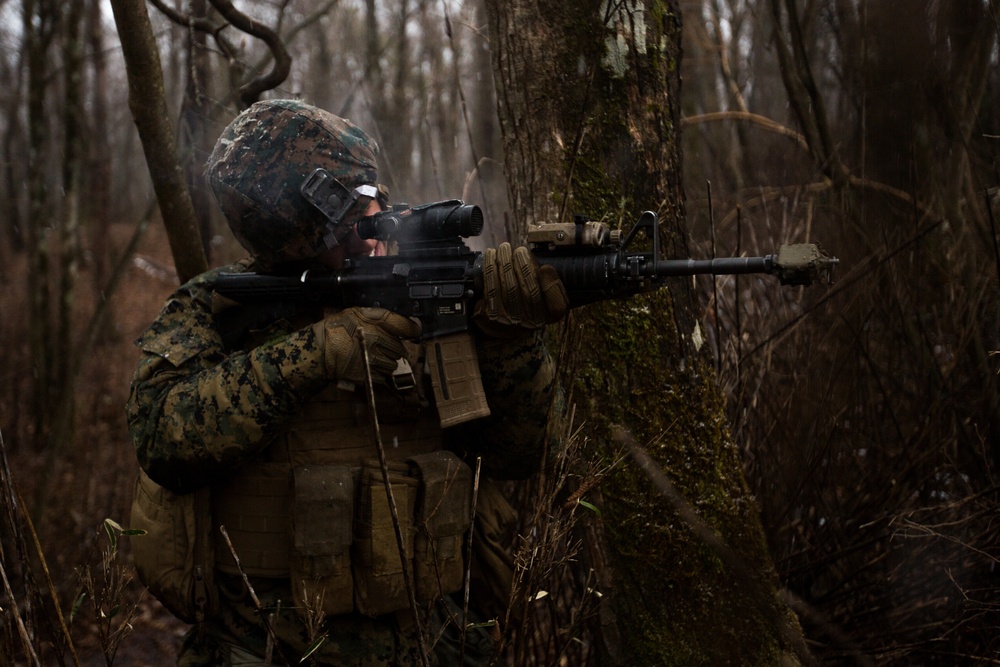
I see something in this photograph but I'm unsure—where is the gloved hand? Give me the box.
[473,243,569,339]
[312,307,421,387]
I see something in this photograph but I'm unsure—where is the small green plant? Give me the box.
[72,519,146,667]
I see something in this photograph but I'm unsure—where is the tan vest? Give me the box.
[210,341,473,617]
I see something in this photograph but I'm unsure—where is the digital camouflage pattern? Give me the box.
[127,264,557,494]
[126,263,331,494]
[134,96,561,662]
[126,262,558,665]
[205,100,380,267]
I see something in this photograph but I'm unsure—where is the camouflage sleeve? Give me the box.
[126,272,327,494]
[448,331,560,480]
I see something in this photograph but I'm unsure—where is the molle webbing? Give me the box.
[214,463,291,577]
[212,383,444,579]
[282,383,443,466]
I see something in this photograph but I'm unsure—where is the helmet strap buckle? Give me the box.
[300,168,378,248]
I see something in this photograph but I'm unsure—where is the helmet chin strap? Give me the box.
[300,168,379,249]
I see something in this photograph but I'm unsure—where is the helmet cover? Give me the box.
[206,99,379,266]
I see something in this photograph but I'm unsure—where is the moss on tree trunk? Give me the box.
[484,1,808,664]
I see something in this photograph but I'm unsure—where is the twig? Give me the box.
[459,458,482,665]
[707,180,721,375]
[0,427,43,667]
[894,519,1000,565]
[681,111,809,153]
[735,204,743,383]
[207,0,292,107]
[218,525,292,666]
[743,215,947,361]
[18,485,82,667]
[0,550,41,666]
[358,330,431,667]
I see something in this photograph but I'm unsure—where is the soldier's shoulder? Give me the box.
[134,260,253,351]
[184,259,255,296]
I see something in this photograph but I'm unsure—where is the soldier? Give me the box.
[126,99,568,666]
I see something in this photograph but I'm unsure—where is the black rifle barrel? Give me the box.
[529,253,778,306]
[653,255,774,276]
[536,253,775,287]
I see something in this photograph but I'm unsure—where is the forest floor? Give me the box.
[0,219,243,666]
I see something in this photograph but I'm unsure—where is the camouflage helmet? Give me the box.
[206,99,381,266]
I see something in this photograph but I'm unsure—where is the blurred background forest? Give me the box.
[0,0,998,664]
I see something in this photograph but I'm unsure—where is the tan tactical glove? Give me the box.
[473,242,569,339]
[312,307,421,387]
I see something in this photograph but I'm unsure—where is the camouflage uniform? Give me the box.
[127,102,560,666]
[128,263,556,665]
[127,266,555,494]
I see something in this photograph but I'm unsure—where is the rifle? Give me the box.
[214,200,837,426]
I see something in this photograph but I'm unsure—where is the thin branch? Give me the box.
[439,1,490,217]
[147,0,216,31]
[246,0,341,90]
[715,173,934,232]
[681,111,809,153]
[742,215,947,361]
[358,330,431,667]
[0,428,43,667]
[147,0,241,65]
[459,458,482,666]
[207,0,291,107]
[219,526,292,667]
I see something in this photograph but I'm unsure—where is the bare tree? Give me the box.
[24,0,60,446]
[0,6,26,258]
[682,0,1000,662]
[54,0,86,440]
[176,0,217,261]
[109,0,207,284]
[85,0,112,302]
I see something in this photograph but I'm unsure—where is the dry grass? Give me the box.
[693,188,1000,664]
[1,220,188,666]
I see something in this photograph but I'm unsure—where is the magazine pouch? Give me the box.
[291,464,356,617]
[353,460,418,616]
[408,451,473,601]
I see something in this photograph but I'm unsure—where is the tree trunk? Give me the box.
[24,0,57,447]
[109,0,207,284]
[86,0,112,313]
[0,30,25,257]
[56,0,86,432]
[365,0,415,196]
[178,0,216,262]
[483,1,809,664]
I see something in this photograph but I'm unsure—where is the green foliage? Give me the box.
[74,519,145,666]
